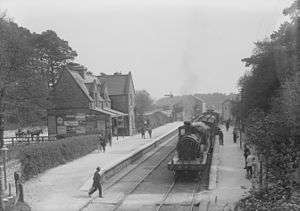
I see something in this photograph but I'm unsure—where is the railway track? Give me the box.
[155,179,201,211]
[82,134,177,211]
[155,146,213,211]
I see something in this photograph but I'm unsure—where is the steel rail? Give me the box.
[112,144,176,211]
[189,181,201,211]
[155,180,176,211]
[104,134,177,192]
[79,134,177,211]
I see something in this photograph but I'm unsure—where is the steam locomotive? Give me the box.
[168,110,219,177]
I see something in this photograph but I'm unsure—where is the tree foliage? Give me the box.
[32,30,77,88]
[135,90,154,115]
[235,1,299,209]
[0,14,78,135]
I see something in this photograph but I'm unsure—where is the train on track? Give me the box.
[168,109,220,177]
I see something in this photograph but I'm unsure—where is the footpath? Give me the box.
[24,122,182,211]
[199,126,251,211]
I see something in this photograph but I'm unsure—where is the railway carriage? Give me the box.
[168,110,219,177]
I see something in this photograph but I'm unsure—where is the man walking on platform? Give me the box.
[89,167,103,198]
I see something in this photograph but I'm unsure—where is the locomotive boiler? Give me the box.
[167,120,214,177]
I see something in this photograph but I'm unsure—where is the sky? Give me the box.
[0,0,294,99]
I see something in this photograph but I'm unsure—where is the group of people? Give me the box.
[139,120,152,139]
[217,120,239,146]
[220,119,257,179]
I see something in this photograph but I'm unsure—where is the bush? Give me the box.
[19,135,98,180]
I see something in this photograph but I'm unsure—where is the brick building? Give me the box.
[47,63,126,138]
[97,72,136,136]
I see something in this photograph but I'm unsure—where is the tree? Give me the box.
[135,90,154,115]
[32,30,77,88]
[236,1,298,209]
[0,16,39,146]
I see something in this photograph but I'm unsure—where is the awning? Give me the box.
[103,107,127,117]
[92,107,127,117]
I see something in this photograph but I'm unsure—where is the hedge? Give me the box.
[19,135,98,180]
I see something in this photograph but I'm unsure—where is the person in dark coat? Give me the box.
[140,127,146,139]
[226,120,230,131]
[88,167,103,197]
[98,133,106,152]
[218,128,224,145]
[107,131,112,147]
[100,137,106,152]
[233,129,238,143]
[147,124,152,139]
[97,133,104,152]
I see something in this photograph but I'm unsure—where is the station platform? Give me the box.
[24,122,182,211]
[198,126,251,210]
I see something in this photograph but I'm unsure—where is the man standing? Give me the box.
[218,128,224,145]
[147,125,152,139]
[246,153,254,179]
[233,129,238,143]
[89,167,103,198]
[140,126,146,139]
[226,120,230,131]
[100,136,106,152]
[97,133,104,152]
[243,145,251,167]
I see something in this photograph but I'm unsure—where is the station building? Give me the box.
[97,72,136,136]
[47,63,127,138]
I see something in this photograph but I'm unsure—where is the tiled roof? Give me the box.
[68,70,93,102]
[97,73,131,96]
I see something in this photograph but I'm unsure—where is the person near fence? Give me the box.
[246,153,254,179]
[243,145,250,167]
[88,167,103,198]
